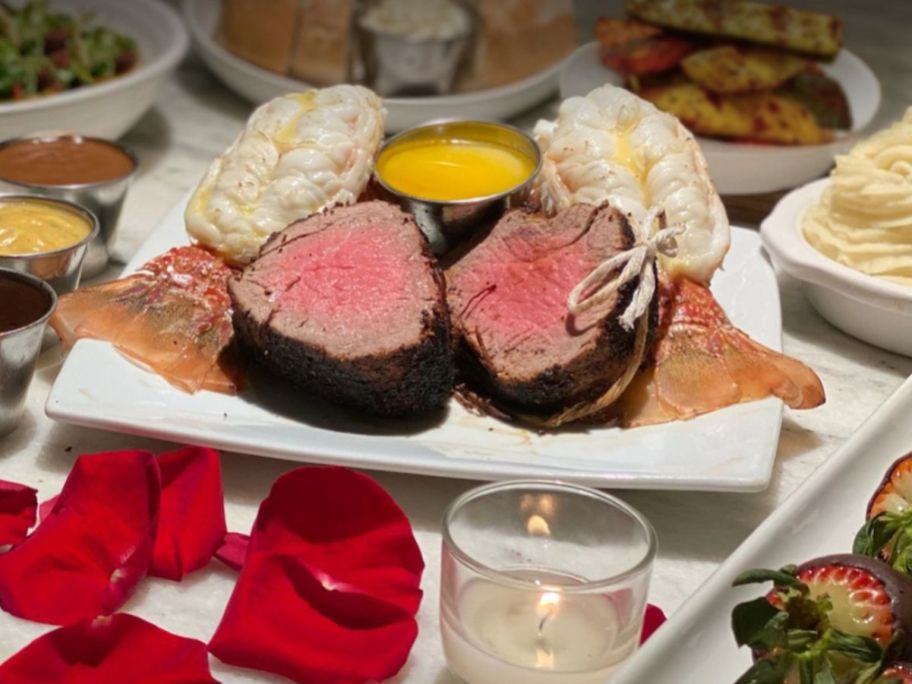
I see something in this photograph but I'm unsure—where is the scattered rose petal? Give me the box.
[0,480,37,547]
[209,466,423,682]
[640,603,667,644]
[248,466,424,613]
[0,612,218,683]
[151,447,227,581]
[37,494,60,525]
[0,450,160,624]
[209,552,417,684]
[214,532,248,571]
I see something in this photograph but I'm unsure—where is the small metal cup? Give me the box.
[0,195,99,296]
[356,13,473,96]
[374,120,542,253]
[0,135,137,277]
[0,268,57,436]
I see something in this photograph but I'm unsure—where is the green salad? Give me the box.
[0,0,137,101]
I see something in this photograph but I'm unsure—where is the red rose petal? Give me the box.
[248,466,424,613]
[640,603,667,644]
[151,447,227,581]
[214,532,248,571]
[0,612,218,683]
[209,552,417,684]
[37,494,59,525]
[209,466,423,682]
[0,480,37,546]
[0,450,160,624]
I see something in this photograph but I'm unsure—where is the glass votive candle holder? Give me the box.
[440,480,657,684]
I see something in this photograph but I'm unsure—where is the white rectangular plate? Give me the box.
[47,196,784,491]
[612,373,912,682]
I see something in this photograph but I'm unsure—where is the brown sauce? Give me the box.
[0,135,135,186]
[0,275,52,333]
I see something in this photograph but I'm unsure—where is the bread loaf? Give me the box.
[217,0,298,74]
[461,0,577,89]
[217,0,577,90]
[289,0,354,85]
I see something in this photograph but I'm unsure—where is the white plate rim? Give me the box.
[559,41,882,155]
[760,178,912,312]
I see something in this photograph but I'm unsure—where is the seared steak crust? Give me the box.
[447,203,655,418]
[229,201,454,417]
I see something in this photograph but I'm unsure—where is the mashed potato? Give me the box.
[804,108,912,286]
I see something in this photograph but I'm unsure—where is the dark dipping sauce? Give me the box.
[0,275,53,333]
[0,135,135,186]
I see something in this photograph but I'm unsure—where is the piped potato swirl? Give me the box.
[804,108,912,286]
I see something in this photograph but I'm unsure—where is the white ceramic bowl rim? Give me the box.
[0,0,188,116]
[566,43,881,152]
[183,0,563,107]
[760,178,912,311]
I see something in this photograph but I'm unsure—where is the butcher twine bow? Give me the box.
[567,206,684,331]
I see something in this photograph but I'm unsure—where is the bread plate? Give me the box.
[0,0,187,141]
[761,179,912,357]
[560,42,881,196]
[183,0,562,133]
[47,193,786,492]
[610,370,912,683]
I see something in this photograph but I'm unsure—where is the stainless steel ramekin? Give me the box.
[0,134,137,277]
[0,268,57,436]
[374,119,542,253]
[0,194,99,296]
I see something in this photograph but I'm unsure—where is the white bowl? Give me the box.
[760,179,912,356]
[560,42,881,195]
[0,0,188,141]
[182,0,561,133]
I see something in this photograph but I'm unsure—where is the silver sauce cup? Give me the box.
[0,268,57,436]
[0,134,137,278]
[0,195,99,296]
[374,120,542,253]
[356,4,474,96]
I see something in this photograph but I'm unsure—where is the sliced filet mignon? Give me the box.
[446,203,652,422]
[229,201,453,417]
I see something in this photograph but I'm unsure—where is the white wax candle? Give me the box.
[441,577,639,684]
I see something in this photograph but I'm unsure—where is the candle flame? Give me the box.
[537,591,561,632]
[538,591,561,612]
[535,592,560,669]
[526,514,551,537]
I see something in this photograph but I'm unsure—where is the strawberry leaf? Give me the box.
[732,597,788,649]
[734,568,806,589]
[827,630,883,664]
[736,655,792,684]
[813,658,836,684]
[889,530,912,574]
[854,515,898,558]
[798,656,816,684]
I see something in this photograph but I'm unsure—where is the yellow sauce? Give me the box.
[377,138,536,201]
[0,199,92,255]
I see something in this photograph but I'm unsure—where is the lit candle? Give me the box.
[440,481,655,684]
[441,575,639,684]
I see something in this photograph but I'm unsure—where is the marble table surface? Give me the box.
[2,2,912,682]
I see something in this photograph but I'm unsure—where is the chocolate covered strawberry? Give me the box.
[855,453,912,573]
[732,555,912,683]
[880,662,912,683]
